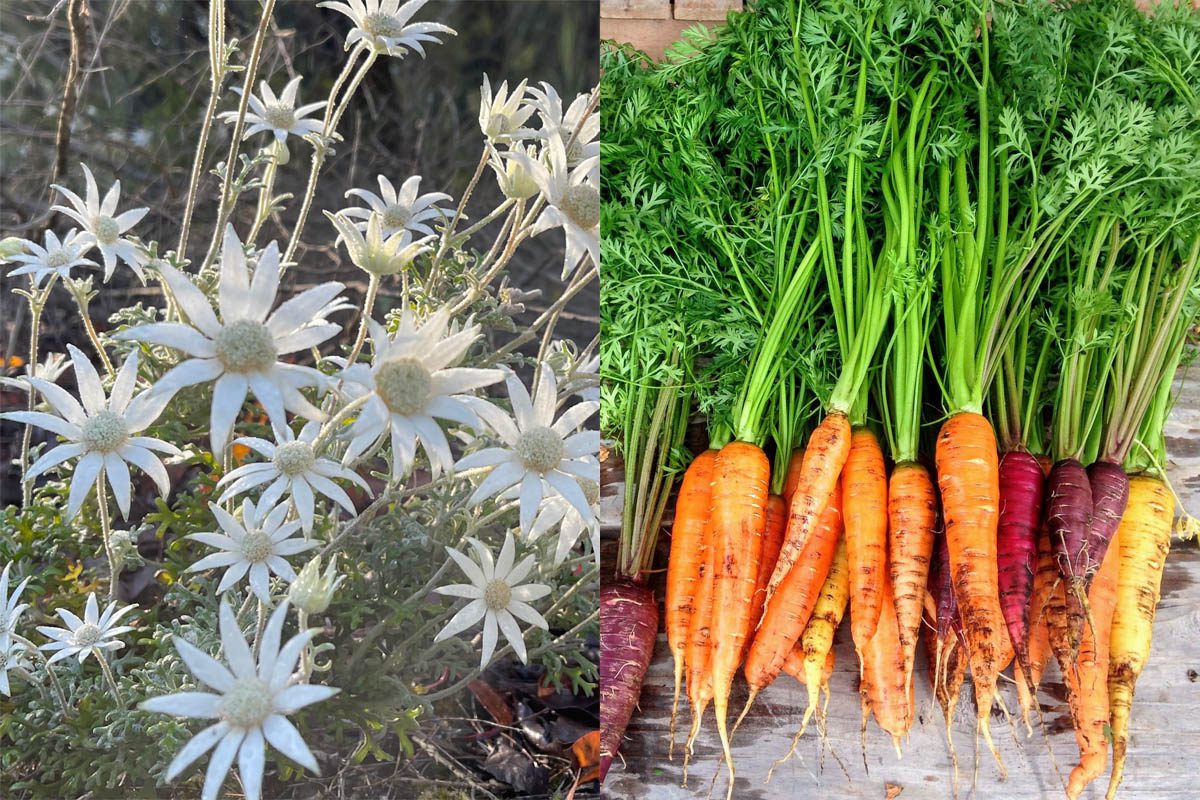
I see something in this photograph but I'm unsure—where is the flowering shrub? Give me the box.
[0,1,599,797]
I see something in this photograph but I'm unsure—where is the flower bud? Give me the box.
[288,555,344,615]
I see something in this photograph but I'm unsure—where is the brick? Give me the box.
[674,0,742,21]
[600,0,671,20]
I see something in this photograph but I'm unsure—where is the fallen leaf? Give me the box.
[885,783,903,799]
[572,730,600,784]
[469,679,514,727]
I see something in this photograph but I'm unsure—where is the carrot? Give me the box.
[926,525,968,793]
[766,411,852,600]
[1018,526,1058,732]
[1061,521,1120,800]
[682,521,716,782]
[934,411,1007,771]
[708,441,770,800]
[860,568,910,756]
[599,581,659,782]
[664,449,718,759]
[740,478,844,720]
[1106,475,1173,800]
[996,450,1045,682]
[887,460,937,697]
[748,494,787,658]
[782,448,806,506]
[786,536,849,743]
[843,428,888,658]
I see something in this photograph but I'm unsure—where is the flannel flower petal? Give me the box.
[326,210,434,276]
[433,532,550,667]
[1,562,32,647]
[336,306,504,479]
[506,135,598,279]
[478,75,538,142]
[36,591,137,665]
[116,224,346,455]
[318,0,456,59]
[139,601,339,800]
[3,229,97,286]
[506,475,599,565]
[528,82,599,171]
[0,345,179,520]
[185,497,318,603]
[340,174,454,239]
[220,76,325,143]
[216,420,370,534]
[456,363,600,535]
[50,163,149,281]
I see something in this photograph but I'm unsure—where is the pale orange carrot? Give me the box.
[843,428,889,658]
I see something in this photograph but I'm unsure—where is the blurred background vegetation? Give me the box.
[0,0,600,504]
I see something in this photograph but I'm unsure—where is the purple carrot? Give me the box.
[1084,459,1130,582]
[996,451,1045,677]
[600,579,659,782]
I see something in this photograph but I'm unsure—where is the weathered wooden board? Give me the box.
[602,362,1200,799]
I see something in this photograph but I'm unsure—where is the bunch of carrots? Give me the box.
[600,0,1200,798]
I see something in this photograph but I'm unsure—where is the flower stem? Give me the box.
[298,609,312,681]
[252,599,267,660]
[312,393,371,456]
[344,273,379,369]
[283,47,377,267]
[66,280,114,376]
[10,633,70,716]
[177,79,225,262]
[95,650,123,705]
[19,276,57,507]
[247,145,281,244]
[200,0,278,272]
[96,471,118,602]
[430,146,491,279]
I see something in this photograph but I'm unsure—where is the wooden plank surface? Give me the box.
[601,0,672,20]
[601,361,1200,799]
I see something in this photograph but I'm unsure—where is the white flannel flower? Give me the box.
[140,601,339,800]
[319,0,456,59]
[0,345,179,520]
[116,225,346,455]
[216,421,369,534]
[50,163,149,281]
[488,143,540,201]
[37,592,136,665]
[4,229,97,286]
[507,136,598,279]
[220,76,325,144]
[433,532,550,667]
[522,477,600,565]
[457,364,600,533]
[185,498,318,602]
[337,307,503,479]
[326,210,434,277]
[574,354,600,402]
[529,82,599,171]
[288,556,344,615]
[1,562,32,646]
[479,75,538,142]
[1,637,30,697]
[340,175,453,238]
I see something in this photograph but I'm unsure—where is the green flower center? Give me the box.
[263,104,296,131]
[580,478,600,506]
[219,679,272,729]
[214,320,277,374]
[72,623,102,648]
[483,580,512,611]
[45,248,72,268]
[241,530,274,563]
[559,184,599,230]
[362,11,405,39]
[516,426,563,474]
[381,204,412,231]
[93,216,121,246]
[80,410,128,454]
[273,441,315,477]
[375,358,432,417]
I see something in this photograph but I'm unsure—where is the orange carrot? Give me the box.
[934,411,1007,771]
[747,494,787,656]
[887,460,937,696]
[708,441,770,799]
[738,479,844,726]
[1062,523,1120,800]
[798,537,849,737]
[664,449,718,759]
[843,428,889,658]
[782,448,806,505]
[861,568,910,756]
[1019,527,1057,732]
[767,412,852,600]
